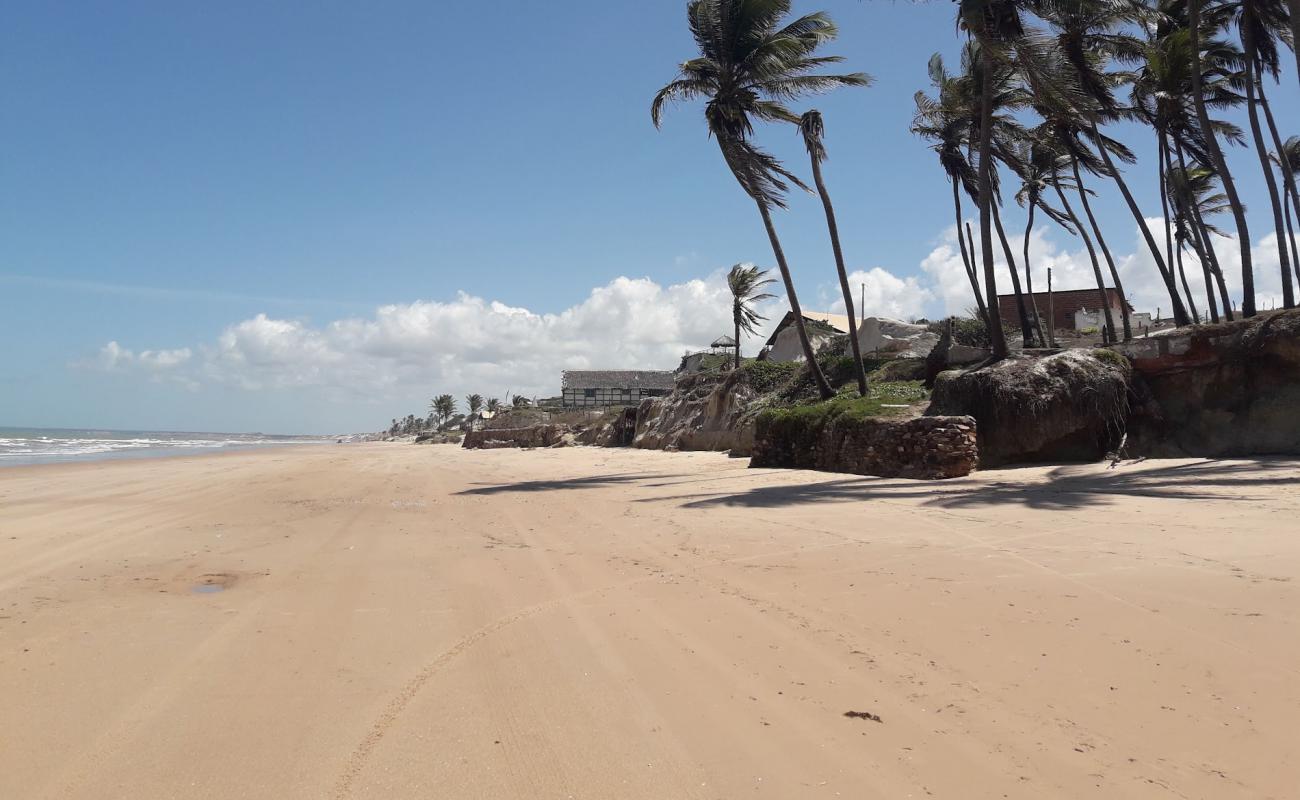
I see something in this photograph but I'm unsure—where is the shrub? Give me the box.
[740,360,802,395]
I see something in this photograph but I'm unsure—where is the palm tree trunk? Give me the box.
[1286,187,1300,288]
[1190,230,1221,323]
[1174,236,1202,324]
[1157,133,1177,294]
[1090,121,1190,325]
[1189,0,1256,316]
[1175,137,1235,320]
[1022,202,1048,346]
[991,202,1034,347]
[808,149,868,396]
[1070,156,1129,340]
[733,307,743,370]
[755,199,834,398]
[1161,139,1201,323]
[977,45,1009,361]
[1256,70,1300,288]
[1242,32,1295,308]
[1053,178,1114,341]
[953,179,990,324]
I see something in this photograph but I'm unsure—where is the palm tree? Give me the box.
[466,394,484,416]
[1036,0,1191,328]
[1272,136,1300,286]
[954,0,1064,359]
[1234,0,1296,307]
[431,394,456,427]
[726,263,777,370]
[485,397,503,415]
[1168,164,1227,322]
[1012,137,1078,346]
[800,110,871,395]
[1189,0,1257,315]
[912,51,989,325]
[652,0,867,398]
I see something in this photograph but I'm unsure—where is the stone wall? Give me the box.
[751,414,978,479]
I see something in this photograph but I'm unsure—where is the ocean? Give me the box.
[0,427,336,467]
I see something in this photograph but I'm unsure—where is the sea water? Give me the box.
[0,427,335,466]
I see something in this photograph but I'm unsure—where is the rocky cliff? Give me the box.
[1121,309,1300,457]
[633,369,760,455]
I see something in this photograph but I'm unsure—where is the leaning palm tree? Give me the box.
[1232,0,1296,307]
[1272,136,1300,286]
[1036,0,1192,328]
[1012,136,1078,346]
[1188,0,1257,315]
[800,110,871,395]
[911,51,989,325]
[652,0,867,398]
[727,263,777,369]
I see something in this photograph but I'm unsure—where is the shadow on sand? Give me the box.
[646,458,1300,512]
[452,458,1300,512]
[455,473,682,496]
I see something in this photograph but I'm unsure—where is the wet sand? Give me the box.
[2,444,1298,799]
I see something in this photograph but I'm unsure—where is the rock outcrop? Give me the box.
[926,350,1130,466]
[633,370,759,455]
[1120,310,1300,457]
[751,414,978,479]
[462,425,569,449]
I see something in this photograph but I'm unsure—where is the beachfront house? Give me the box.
[560,370,676,408]
[998,288,1132,333]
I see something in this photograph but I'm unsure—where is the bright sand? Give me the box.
[2,444,1298,799]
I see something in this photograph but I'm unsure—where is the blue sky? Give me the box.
[2,1,1296,433]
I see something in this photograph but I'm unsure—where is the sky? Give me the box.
[1,1,1297,434]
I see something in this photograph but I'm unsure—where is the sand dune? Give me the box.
[2,444,1298,798]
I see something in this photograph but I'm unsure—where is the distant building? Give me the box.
[998,288,1131,332]
[560,370,676,408]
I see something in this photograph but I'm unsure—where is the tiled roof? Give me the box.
[561,370,677,390]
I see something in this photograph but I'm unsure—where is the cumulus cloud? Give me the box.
[86,223,1292,414]
[822,267,934,321]
[91,272,787,402]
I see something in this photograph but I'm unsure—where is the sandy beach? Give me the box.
[2,444,1298,799]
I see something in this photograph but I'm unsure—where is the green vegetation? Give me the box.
[756,381,929,456]
[738,360,801,394]
[1090,348,1130,369]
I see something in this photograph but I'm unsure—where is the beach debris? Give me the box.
[843,710,883,723]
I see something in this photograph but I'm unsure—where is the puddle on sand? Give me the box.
[192,584,224,594]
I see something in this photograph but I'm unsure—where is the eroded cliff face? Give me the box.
[633,370,759,455]
[1122,310,1300,457]
[926,350,1131,467]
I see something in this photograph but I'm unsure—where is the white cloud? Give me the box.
[85,224,1293,418]
[91,273,788,402]
[823,267,934,321]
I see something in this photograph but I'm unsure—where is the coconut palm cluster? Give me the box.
[653,0,1298,375]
